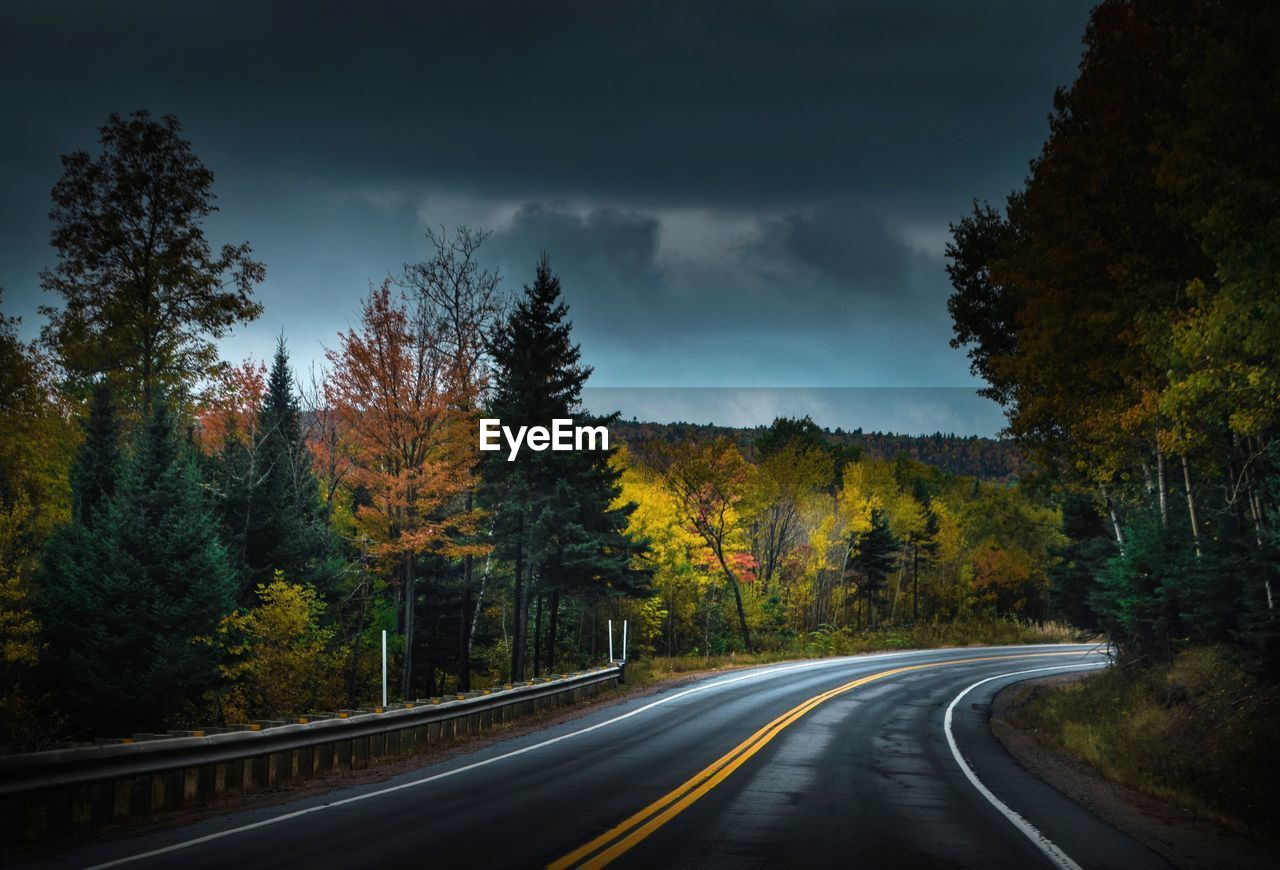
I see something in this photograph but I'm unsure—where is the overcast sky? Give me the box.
[0,1,1094,435]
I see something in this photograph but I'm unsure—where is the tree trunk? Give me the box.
[912,543,919,623]
[459,557,472,692]
[1181,455,1202,558]
[723,562,752,652]
[1156,444,1169,527]
[458,492,474,691]
[511,512,526,682]
[1100,484,1125,551]
[545,589,561,674]
[469,545,494,653]
[346,580,369,705]
[532,592,544,677]
[399,554,415,698]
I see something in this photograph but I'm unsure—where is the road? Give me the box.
[30,644,1167,870]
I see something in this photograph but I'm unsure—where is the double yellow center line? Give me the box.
[550,651,1090,869]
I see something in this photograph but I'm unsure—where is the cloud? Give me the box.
[0,1,1096,431]
[748,204,913,290]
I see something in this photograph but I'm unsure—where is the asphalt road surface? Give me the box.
[29,644,1168,870]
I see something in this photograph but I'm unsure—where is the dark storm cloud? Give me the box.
[483,203,667,349]
[1,0,1089,204]
[751,205,914,290]
[0,0,1096,434]
[493,205,663,296]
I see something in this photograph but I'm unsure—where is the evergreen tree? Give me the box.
[68,380,121,526]
[849,508,899,630]
[208,339,329,600]
[40,397,237,735]
[530,443,650,672]
[483,255,647,678]
[246,338,326,586]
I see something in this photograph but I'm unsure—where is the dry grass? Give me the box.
[1010,646,1280,836]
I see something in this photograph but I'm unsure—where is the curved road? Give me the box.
[33,644,1167,870]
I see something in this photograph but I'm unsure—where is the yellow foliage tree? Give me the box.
[215,575,345,721]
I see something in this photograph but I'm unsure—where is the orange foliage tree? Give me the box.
[325,281,483,696]
[193,358,267,453]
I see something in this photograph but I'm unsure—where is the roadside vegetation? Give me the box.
[945,0,1280,838]
[626,617,1084,687]
[1010,647,1280,835]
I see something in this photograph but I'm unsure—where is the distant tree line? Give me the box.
[612,420,1023,482]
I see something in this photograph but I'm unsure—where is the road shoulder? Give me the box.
[990,673,1278,870]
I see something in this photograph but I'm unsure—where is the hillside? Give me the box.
[610,420,1022,481]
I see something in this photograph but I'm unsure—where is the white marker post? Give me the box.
[622,619,628,662]
[607,619,614,663]
[381,629,388,709]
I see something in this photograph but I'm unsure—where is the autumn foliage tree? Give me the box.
[325,282,483,697]
[654,437,757,651]
[399,227,504,689]
[946,0,1280,666]
[0,295,75,746]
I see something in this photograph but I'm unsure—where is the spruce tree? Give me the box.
[484,255,647,678]
[245,337,326,586]
[849,508,900,630]
[41,396,237,735]
[209,338,328,600]
[68,379,121,525]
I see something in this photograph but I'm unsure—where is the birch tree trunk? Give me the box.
[1156,444,1169,527]
[1101,484,1125,551]
[1181,455,1202,558]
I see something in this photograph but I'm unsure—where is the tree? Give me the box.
[848,508,899,630]
[214,574,343,721]
[197,359,267,597]
[399,227,504,690]
[40,397,237,735]
[326,282,481,698]
[70,381,122,525]
[746,441,833,589]
[655,438,756,651]
[945,0,1280,659]
[249,339,328,585]
[483,255,646,678]
[40,111,265,413]
[0,294,75,747]
[529,439,650,673]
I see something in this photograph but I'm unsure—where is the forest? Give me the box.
[941,0,1280,826]
[0,113,1073,747]
[945,0,1279,674]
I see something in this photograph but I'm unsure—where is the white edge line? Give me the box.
[88,645,1097,869]
[943,661,1108,870]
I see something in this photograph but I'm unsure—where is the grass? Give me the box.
[1009,646,1280,836]
[623,617,1087,688]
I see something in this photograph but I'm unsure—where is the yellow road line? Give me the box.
[549,651,1090,869]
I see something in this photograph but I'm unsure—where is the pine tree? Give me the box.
[484,255,647,678]
[68,380,121,526]
[849,508,899,630]
[245,338,326,586]
[530,440,649,672]
[40,397,237,735]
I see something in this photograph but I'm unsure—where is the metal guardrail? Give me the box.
[0,665,623,843]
